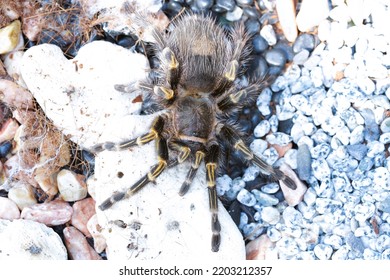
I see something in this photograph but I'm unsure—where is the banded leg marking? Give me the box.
[179,150,205,196]
[219,125,297,190]
[91,116,165,153]
[205,144,221,252]
[162,47,180,88]
[98,137,169,210]
[217,84,259,111]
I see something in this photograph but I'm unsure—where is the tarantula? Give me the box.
[92,14,296,252]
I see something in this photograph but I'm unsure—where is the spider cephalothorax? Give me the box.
[92,13,296,252]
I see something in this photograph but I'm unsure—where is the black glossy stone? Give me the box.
[273,41,294,62]
[243,7,260,19]
[264,48,287,67]
[228,200,242,226]
[292,33,316,53]
[167,1,183,13]
[250,108,263,128]
[117,35,136,49]
[236,0,254,6]
[245,19,261,34]
[0,141,12,158]
[196,0,213,9]
[247,55,268,81]
[252,35,269,54]
[215,0,236,12]
[278,119,294,134]
[267,66,283,76]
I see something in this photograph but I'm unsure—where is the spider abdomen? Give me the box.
[173,96,215,141]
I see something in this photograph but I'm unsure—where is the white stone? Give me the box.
[92,148,246,259]
[296,0,330,32]
[0,197,20,220]
[20,41,149,149]
[0,219,67,259]
[57,169,88,202]
[261,207,280,225]
[275,0,297,42]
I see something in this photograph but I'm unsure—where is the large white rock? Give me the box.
[20,41,246,260]
[0,219,67,259]
[21,41,148,149]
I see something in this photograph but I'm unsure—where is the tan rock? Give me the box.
[87,214,107,253]
[7,181,37,210]
[63,226,102,260]
[0,20,21,54]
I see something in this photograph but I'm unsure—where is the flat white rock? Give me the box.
[20,41,246,260]
[21,41,148,149]
[0,219,67,259]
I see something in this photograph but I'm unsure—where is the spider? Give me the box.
[92,13,297,252]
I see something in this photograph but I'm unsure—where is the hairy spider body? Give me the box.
[93,14,297,252]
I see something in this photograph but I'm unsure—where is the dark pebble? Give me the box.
[292,33,316,53]
[267,66,284,76]
[250,108,263,128]
[163,1,183,16]
[240,204,257,223]
[297,144,312,180]
[215,0,236,12]
[236,0,254,7]
[117,35,136,49]
[196,0,213,9]
[0,141,12,158]
[247,55,268,81]
[212,5,228,13]
[278,119,294,134]
[228,200,242,226]
[273,41,294,62]
[347,144,368,161]
[252,35,269,54]
[264,48,287,67]
[243,7,260,19]
[245,19,261,35]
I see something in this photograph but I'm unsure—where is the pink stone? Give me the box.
[279,163,308,206]
[63,226,102,260]
[0,79,34,109]
[71,197,96,237]
[0,197,20,220]
[246,234,278,260]
[21,199,73,226]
